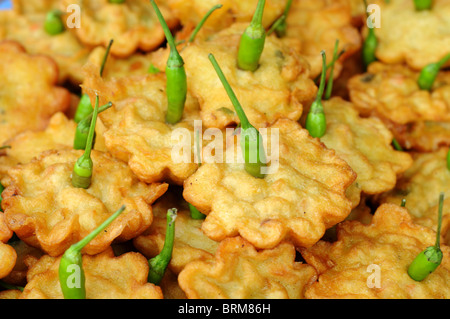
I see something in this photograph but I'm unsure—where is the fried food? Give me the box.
[61,0,178,58]
[166,0,286,34]
[0,1,91,84]
[348,62,450,124]
[133,192,219,274]
[183,119,356,249]
[376,148,450,244]
[318,97,413,208]
[2,149,168,257]
[179,22,317,129]
[178,236,317,299]
[0,211,16,280]
[284,0,362,79]
[301,204,450,299]
[20,247,163,299]
[0,41,71,146]
[82,63,200,185]
[368,0,450,70]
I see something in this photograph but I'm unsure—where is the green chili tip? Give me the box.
[72,95,100,189]
[306,50,327,138]
[208,53,267,179]
[268,0,293,38]
[58,205,126,299]
[407,193,445,282]
[418,53,450,91]
[414,0,432,10]
[44,10,65,36]
[237,0,267,72]
[148,208,177,285]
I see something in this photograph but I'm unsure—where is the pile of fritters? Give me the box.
[0,0,449,299]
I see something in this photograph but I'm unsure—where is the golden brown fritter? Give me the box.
[2,149,168,257]
[183,119,356,249]
[20,248,163,299]
[348,62,450,125]
[0,0,91,84]
[284,0,362,79]
[0,41,71,146]
[179,22,317,129]
[133,192,219,274]
[318,97,413,208]
[178,236,317,299]
[376,148,450,244]
[367,0,450,70]
[62,0,178,58]
[301,204,450,299]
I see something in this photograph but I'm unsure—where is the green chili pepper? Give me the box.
[0,281,24,292]
[109,0,125,3]
[73,40,113,124]
[417,53,450,91]
[73,102,113,150]
[362,0,378,70]
[269,0,293,38]
[58,205,126,299]
[408,193,445,281]
[392,138,403,151]
[188,4,223,43]
[237,0,266,72]
[324,39,340,101]
[401,199,407,207]
[305,50,327,138]
[150,0,187,125]
[71,95,99,189]
[414,0,432,10]
[148,208,177,285]
[209,53,267,179]
[447,148,450,171]
[44,10,65,36]
[189,129,206,220]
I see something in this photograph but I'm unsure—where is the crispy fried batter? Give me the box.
[376,148,450,244]
[166,0,286,34]
[183,119,356,249]
[318,97,413,208]
[180,22,317,129]
[301,204,450,299]
[82,62,200,185]
[178,236,317,299]
[284,0,362,79]
[2,149,168,257]
[62,0,178,58]
[0,1,91,84]
[0,41,71,146]
[348,62,450,125]
[133,191,219,274]
[0,242,16,280]
[368,0,450,70]
[20,247,163,299]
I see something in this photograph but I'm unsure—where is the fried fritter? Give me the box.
[183,119,356,249]
[318,97,413,208]
[0,1,91,84]
[367,0,450,70]
[166,0,286,34]
[82,63,200,185]
[0,211,16,280]
[178,236,317,299]
[301,204,450,299]
[284,0,362,79]
[0,41,71,146]
[376,148,450,244]
[2,149,168,257]
[133,191,219,274]
[179,22,317,129]
[61,0,178,58]
[348,62,450,125]
[20,248,163,299]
